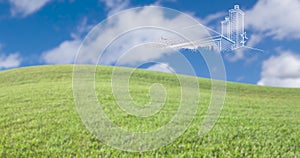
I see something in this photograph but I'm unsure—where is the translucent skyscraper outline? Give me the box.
[159,5,263,53]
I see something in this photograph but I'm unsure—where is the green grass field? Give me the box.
[0,65,299,157]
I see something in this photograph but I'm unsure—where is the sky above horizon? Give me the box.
[0,0,300,88]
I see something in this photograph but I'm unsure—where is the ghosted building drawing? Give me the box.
[217,4,247,51]
[227,5,246,49]
[221,17,231,39]
[160,5,261,53]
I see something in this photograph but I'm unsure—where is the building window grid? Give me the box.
[221,5,245,49]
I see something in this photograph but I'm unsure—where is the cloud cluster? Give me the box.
[0,53,21,70]
[42,6,211,67]
[225,34,263,62]
[147,63,175,73]
[246,0,300,40]
[224,0,300,61]
[99,0,130,16]
[258,51,300,88]
[42,39,81,64]
[8,0,51,17]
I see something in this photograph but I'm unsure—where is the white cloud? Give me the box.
[42,39,81,64]
[147,63,175,73]
[154,0,177,6]
[43,6,212,66]
[70,17,93,39]
[258,51,300,88]
[246,0,300,39]
[201,12,226,25]
[0,53,21,69]
[99,0,130,16]
[224,34,263,62]
[42,18,91,64]
[9,0,51,17]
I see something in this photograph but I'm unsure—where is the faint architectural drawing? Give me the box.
[221,17,230,39]
[160,5,262,53]
[228,5,246,49]
[219,4,248,51]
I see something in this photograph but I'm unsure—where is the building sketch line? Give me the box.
[160,5,263,53]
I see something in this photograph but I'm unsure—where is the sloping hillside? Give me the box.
[0,65,299,157]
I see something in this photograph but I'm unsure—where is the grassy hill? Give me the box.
[0,65,299,157]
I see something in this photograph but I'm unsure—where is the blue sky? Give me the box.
[0,0,300,88]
